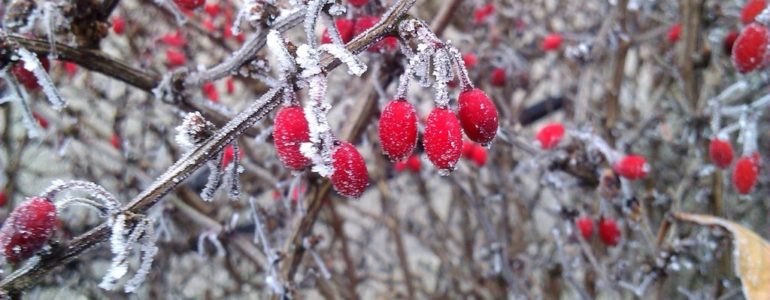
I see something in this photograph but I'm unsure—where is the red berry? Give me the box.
[33,112,48,129]
[470,144,488,167]
[575,217,594,240]
[202,82,219,102]
[424,108,463,171]
[12,56,50,90]
[161,31,187,48]
[379,99,418,161]
[273,106,312,170]
[322,18,355,44]
[63,61,78,77]
[354,16,398,52]
[0,197,57,263]
[723,31,739,55]
[406,154,421,172]
[742,0,767,24]
[473,4,495,24]
[463,53,478,69]
[542,33,563,51]
[166,48,186,67]
[331,142,369,198]
[348,0,368,7]
[536,123,565,150]
[203,19,216,32]
[733,155,759,194]
[221,144,242,168]
[462,141,475,159]
[394,160,408,172]
[0,190,6,207]
[667,23,682,43]
[173,0,205,10]
[112,16,125,35]
[226,77,235,94]
[111,134,121,149]
[458,88,499,144]
[204,3,221,17]
[709,139,734,169]
[613,155,649,180]
[490,67,506,87]
[732,23,770,73]
[598,218,621,247]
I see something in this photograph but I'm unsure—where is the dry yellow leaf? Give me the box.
[674,212,770,300]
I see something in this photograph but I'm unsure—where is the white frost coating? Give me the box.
[175,111,215,152]
[1,72,41,138]
[309,248,332,279]
[319,43,367,76]
[124,221,159,293]
[266,30,297,76]
[432,48,452,107]
[200,159,223,202]
[17,48,66,110]
[304,0,325,49]
[100,213,131,290]
[301,75,335,177]
[152,73,174,102]
[296,44,322,78]
[42,3,67,59]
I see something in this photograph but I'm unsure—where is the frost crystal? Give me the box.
[301,75,335,177]
[319,44,367,76]
[17,48,66,109]
[1,71,41,138]
[296,44,322,78]
[266,30,297,76]
[175,112,215,152]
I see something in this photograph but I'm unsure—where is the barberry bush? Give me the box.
[0,0,769,299]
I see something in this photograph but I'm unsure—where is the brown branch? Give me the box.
[603,0,630,140]
[429,0,464,36]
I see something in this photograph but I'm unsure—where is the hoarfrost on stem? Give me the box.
[17,48,66,110]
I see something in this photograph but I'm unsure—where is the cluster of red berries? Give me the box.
[708,138,760,195]
[321,16,398,52]
[732,0,770,73]
[575,216,621,247]
[0,197,58,263]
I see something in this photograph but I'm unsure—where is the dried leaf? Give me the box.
[674,212,770,300]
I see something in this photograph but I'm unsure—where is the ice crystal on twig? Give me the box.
[1,71,41,138]
[175,112,216,152]
[17,48,66,109]
[267,30,297,77]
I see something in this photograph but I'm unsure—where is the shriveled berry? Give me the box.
[732,23,770,73]
[598,218,621,246]
[709,139,734,169]
[12,56,50,90]
[723,31,739,55]
[732,155,759,194]
[667,23,681,43]
[349,0,368,7]
[112,16,125,35]
[273,106,312,170]
[742,0,767,24]
[173,0,205,10]
[321,18,355,44]
[490,67,506,87]
[331,142,369,198]
[379,99,418,161]
[470,144,488,167]
[0,197,57,263]
[458,88,499,144]
[536,123,565,150]
[613,155,649,180]
[424,108,463,171]
[575,217,594,240]
[542,33,563,51]
[166,48,187,67]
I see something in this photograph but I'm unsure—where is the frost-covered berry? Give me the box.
[598,218,621,246]
[536,123,565,150]
[575,217,594,240]
[348,0,368,8]
[331,142,369,198]
[353,16,398,52]
[742,0,767,24]
[166,48,187,67]
[732,155,759,194]
[613,155,649,180]
[12,56,50,90]
[542,33,563,51]
[173,0,205,10]
[379,99,418,162]
[709,139,734,169]
[273,106,311,170]
[732,23,770,73]
[458,88,499,144]
[321,18,355,44]
[112,16,125,35]
[490,67,506,87]
[470,144,488,167]
[0,197,57,263]
[667,23,681,43]
[424,108,463,172]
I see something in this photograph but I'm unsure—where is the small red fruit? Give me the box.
[394,160,408,172]
[470,144,488,167]
[536,123,565,150]
[12,56,50,90]
[458,88,499,144]
[542,33,563,51]
[331,142,369,198]
[63,61,78,77]
[424,108,463,171]
[322,18,355,44]
[221,144,242,168]
[33,112,48,129]
[473,4,495,24]
[173,0,205,10]
[161,31,187,48]
[732,23,770,73]
[226,77,235,94]
[0,190,7,207]
[166,48,187,67]
[273,106,312,170]
[575,217,594,240]
[614,155,649,180]
[0,197,57,263]
[112,16,125,35]
[667,23,682,43]
[379,99,418,161]
[709,139,734,169]
[462,140,475,159]
[598,218,621,246]
[406,154,421,172]
[348,0,368,7]
[111,134,121,149]
[732,155,759,194]
[204,3,221,17]
[202,82,219,102]
[490,67,506,87]
[463,53,478,69]
[723,31,739,55]
[742,0,767,24]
